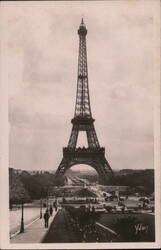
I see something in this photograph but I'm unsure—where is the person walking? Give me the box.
[49,205,53,216]
[43,209,50,228]
[53,200,58,211]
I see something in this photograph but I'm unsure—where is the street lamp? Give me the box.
[20,202,24,233]
[40,198,42,219]
[47,187,49,208]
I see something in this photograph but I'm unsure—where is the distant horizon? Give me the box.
[10,166,154,172]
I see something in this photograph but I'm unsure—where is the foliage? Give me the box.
[9,169,31,204]
[9,168,154,204]
[114,169,154,194]
[9,168,58,203]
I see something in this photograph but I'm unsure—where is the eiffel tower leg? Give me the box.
[92,158,114,185]
[68,125,79,148]
[86,124,100,148]
[54,158,70,185]
[55,158,69,178]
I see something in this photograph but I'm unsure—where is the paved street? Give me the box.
[10,210,58,243]
[10,206,45,236]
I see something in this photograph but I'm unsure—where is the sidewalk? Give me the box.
[10,210,58,243]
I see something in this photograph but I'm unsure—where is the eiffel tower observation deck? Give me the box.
[54,19,113,185]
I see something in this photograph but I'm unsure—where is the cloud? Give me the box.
[3,0,156,171]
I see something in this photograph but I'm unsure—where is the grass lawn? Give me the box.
[98,213,155,242]
[42,208,155,243]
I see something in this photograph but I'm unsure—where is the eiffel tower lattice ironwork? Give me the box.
[54,19,113,184]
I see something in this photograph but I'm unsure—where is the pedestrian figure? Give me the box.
[53,201,57,211]
[121,206,125,213]
[43,203,46,208]
[49,205,53,216]
[92,206,95,213]
[43,209,50,228]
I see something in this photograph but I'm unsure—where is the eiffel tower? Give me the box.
[54,19,113,185]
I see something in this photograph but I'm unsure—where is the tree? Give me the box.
[9,171,30,205]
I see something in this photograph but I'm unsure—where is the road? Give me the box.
[66,176,106,198]
[10,206,45,236]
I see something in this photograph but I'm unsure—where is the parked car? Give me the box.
[94,204,106,213]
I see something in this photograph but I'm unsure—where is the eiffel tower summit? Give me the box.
[54,19,113,185]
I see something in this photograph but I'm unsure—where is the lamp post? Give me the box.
[20,202,24,233]
[115,188,120,205]
[47,187,49,208]
[40,198,42,219]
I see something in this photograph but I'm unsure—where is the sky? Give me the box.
[1,0,157,171]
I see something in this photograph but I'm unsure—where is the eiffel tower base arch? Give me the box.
[54,147,114,185]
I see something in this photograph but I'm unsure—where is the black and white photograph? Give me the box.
[0,0,160,249]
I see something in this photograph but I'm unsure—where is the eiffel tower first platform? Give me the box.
[54,19,113,185]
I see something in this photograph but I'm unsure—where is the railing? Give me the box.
[63,147,105,158]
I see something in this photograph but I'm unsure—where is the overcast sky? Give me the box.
[1,0,157,171]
